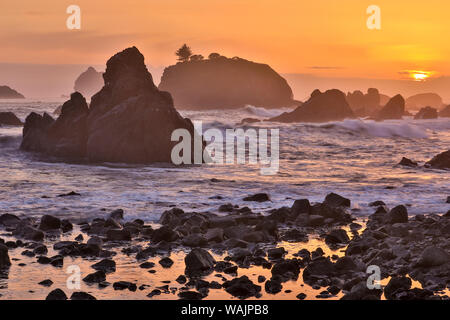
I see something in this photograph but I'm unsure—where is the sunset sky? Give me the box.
[1,0,449,79]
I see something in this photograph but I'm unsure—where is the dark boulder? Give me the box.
[0,244,11,268]
[0,112,23,126]
[46,289,68,300]
[324,193,351,208]
[325,229,350,246]
[385,205,408,224]
[243,193,270,202]
[0,213,21,227]
[91,259,116,273]
[303,257,335,283]
[185,248,216,276]
[426,150,450,170]
[39,215,61,231]
[151,226,179,243]
[265,279,282,294]
[416,246,450,267]
[384,276,412,300]
[222,276,261,299]
[159,257,174,268]
[398,157,418,167]
[70,292,97,300]
[106,229,131,241]
[113,281,137,291]
[270,89,354,123]
[376,94,405,120]
[414,106,438,120]
[83,270,106,283]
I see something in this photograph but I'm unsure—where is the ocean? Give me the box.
[0,100,449,223]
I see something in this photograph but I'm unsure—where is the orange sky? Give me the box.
[1,0,449,80]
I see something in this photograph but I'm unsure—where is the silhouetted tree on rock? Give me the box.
[176,44,193,62]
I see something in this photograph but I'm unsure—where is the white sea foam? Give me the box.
[243,105,290,118]
[319,119,429,138]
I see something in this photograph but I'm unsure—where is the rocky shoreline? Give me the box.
[0,193,448,300]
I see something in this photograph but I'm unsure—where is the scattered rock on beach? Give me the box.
[46,289,68,300]
[39,215,61,231]
[91,259,116,273]
[416,246,450,268]
[70,292,97,300]
[0,244,11,268]
[243,193,270,202]
[83,270,106,283]
[223,276,261,299]
[185,248,216,277]
[159,257,174,268]
[113,281,137,291]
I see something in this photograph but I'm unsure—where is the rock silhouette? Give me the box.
[406,93,443,110]
[21,47,198,164]
[426,150,450,170]
[0,85,25,99]
[74,67,104,99]
[0,112,23,126]
[414,106,438,120]
[439,105,450,117]
[269,89,354,123]
[158,55,295,109]
[376,94,405,120]
[346,88,381,117]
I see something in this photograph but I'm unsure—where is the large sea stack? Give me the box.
[269,89,355,123]
[21,47,198,164]
[158,55,295,109]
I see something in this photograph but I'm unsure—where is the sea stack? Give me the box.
[414,106,438,120]
[376,94,405,120]
[269,89,355,123]
[0,86,25,99]
[21,47,198,164]
[346,88,381,117]
[73,67,104,99]
[158,54,295,109]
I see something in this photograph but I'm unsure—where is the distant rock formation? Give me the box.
[269,89,354,123]
[439,105,450,117]
[21,47,198,164]
[414,106,438,120]
[426,150,450,170]
[73,67,103,99]
[158,55,295,109]
[346,88,381,117]
[376,94,405,120]
[0,112,23,126]
[406,93,443,110]
[0,86,25,99]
